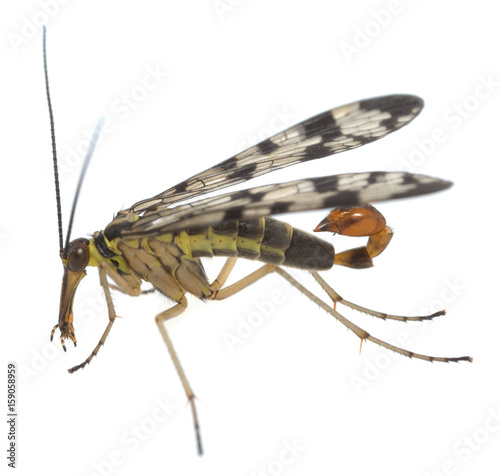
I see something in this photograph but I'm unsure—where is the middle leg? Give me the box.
[155,296,204,456]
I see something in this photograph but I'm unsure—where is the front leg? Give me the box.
[68,262,140,373]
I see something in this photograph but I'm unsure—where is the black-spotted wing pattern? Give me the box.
[109,94,450,239]
[125,172,449,237]
[125,95,425,216]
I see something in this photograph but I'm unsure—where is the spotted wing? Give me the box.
[123,172,451,237]
[126,95,424,214]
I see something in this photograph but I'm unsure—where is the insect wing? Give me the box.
[124,172,451,237]
[127,95,424,214]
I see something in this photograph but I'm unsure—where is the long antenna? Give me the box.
[62,116,105,257]
[43,26,105,258]
[43,25,64,255]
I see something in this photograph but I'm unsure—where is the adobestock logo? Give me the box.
[424,406,500,476]
[59,64,169,178]
[87,396,180,476]
[222,290,286,353]
[8,0,72,53]
[235,106,297,154]
[339,0,408,64]
[248,438,306,476]
[349,277,467,395]
[109,65,169,121]
[398,74,499,173]
[212,0,246,21]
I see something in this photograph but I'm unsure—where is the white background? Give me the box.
[1,1,499,475]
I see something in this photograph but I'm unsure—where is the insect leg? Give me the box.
[275,268,471,363]
[209,263,278,300]
[68,262,140,373]
[154,297,203,456]
[310,271,445,322]
[209,263,470,363]
[107,283,155,295]
[209,257,238,292]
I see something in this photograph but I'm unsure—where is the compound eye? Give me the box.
[67,241,90,272]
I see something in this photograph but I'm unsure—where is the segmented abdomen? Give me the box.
[186,217,334,270]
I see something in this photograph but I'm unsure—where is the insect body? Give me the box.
[44,30,471,456]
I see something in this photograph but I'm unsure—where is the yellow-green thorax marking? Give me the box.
[89,213,335,299]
